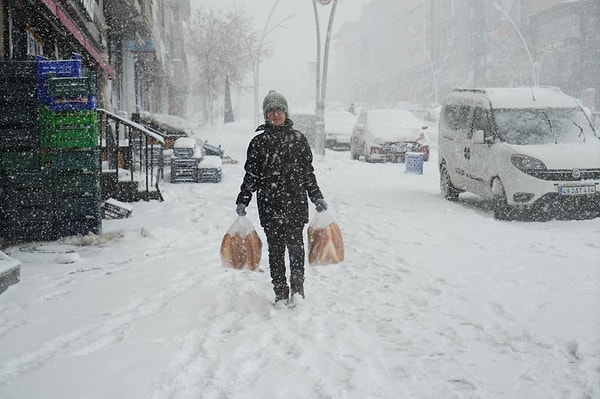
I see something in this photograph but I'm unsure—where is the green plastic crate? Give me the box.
[0,61,37,81]
[0,170,51,191]
[52,172,101,198]
[48,74,96,98]
[42,149,100,172]
[39,107,97,128]
[0,151,40,171]
[41,125,98,149]
[0,105,40,127]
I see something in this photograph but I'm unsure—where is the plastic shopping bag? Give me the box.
[307,210,345,266]
[220,216,262,271]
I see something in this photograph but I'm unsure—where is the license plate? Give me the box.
[558,185,596,196]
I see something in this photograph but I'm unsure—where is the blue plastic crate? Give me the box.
[36,54,82,80]
[405,152,424,175]
[49,96,97,111]
[37,54,83,103]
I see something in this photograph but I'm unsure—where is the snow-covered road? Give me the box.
[0,120,598,398]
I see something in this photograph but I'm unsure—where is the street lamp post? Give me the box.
[312,0,338,156]
[493,2,537,86]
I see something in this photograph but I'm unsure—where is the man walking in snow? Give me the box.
[236,90,328,305]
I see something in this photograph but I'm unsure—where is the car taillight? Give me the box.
[371,146,386,155]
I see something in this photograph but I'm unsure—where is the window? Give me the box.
[471,107,491,139]
[442,104,473,135]
[441,105,459,130]
[26,28,43,56]
[77,0,94,18]
[455,105,472,133]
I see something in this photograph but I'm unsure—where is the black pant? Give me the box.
[263,220,305,297]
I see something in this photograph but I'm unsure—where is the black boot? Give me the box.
[290,275,305,299]
[274,285,289,304]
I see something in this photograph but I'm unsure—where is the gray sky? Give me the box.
[188,0,368,116]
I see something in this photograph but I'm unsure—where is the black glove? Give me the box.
[315,198,328,212]
[236,203,247,216]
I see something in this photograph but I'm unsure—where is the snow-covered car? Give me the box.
[324,110,356,151]
[438,86,600,220]
[350,109,430,162]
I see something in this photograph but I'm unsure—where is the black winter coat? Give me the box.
[236,119,323,228]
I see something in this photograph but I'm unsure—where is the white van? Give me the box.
[438,87,600,220]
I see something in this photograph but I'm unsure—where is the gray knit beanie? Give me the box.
[263,90,288,120]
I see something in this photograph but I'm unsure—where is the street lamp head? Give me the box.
[315,0,332,5]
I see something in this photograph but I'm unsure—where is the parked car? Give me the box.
[324,110,356,150]
[438,86,600,220]
[350,109,430,162]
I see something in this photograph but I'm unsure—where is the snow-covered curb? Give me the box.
[0,251,20,295]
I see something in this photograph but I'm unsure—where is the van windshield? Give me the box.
[494,108,595,145]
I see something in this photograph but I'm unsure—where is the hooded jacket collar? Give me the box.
[256,118,294,132]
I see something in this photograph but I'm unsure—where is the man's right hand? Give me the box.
[236,203,247,216]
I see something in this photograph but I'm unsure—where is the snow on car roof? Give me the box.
[365,109,423,141]
[366,109,420,128]
[325,111,356,134]
[451,87,580,109]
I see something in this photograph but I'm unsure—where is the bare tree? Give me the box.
[188,6,258,124]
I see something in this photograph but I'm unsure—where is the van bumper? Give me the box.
[531,192,600,216]
[504,174,599,217]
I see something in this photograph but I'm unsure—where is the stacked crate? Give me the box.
[171,138,200,183]
[38,55,101,238]
[0,61,53,242]
[0,55,101,244]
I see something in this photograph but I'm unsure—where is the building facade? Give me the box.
[332,0,600,109]
[0,0,190,117]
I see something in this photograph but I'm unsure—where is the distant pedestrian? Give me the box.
[348,102,355,115]
[235,90,328,305]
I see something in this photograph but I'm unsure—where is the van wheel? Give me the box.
[440,164,459,201]
[491,178,512,220]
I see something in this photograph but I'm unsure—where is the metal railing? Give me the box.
[97,109,165,201]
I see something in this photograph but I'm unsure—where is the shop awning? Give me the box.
[41,0,117,78]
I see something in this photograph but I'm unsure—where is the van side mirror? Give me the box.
[472,130,485,144]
